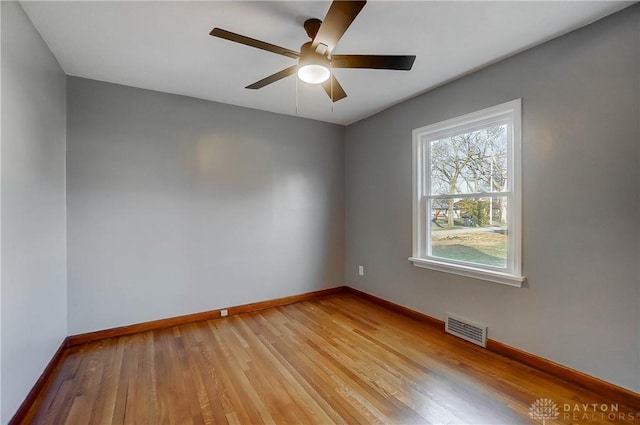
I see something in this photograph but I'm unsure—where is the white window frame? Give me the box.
[409,99,525,287]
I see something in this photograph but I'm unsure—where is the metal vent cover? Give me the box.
[445,313,487,347]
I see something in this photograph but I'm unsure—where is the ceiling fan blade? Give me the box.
[246,65,298,89]
[210,28,299,59]
[331,54,416,70]
[321,75,347,102]
[311,1,366,54]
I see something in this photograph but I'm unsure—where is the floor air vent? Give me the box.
[445,314,487,347]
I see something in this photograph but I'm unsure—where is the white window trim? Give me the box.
[409,99,526,287]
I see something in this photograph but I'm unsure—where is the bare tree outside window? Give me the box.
[428,125,508,268]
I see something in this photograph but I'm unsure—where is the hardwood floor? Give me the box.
[20,294,638,424]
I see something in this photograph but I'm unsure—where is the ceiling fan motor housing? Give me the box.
[300,42,329,64]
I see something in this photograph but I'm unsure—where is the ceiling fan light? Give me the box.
[298,64,330,84]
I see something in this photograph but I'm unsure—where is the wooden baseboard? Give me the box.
[344,286,640,409]
[8,338,69,425]
[486,339,640,409]
[343,286,445,330]
[67,286,345,347]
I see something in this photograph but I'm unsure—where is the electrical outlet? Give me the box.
[220,309,228,317]
[358,265,364,276]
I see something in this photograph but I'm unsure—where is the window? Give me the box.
[409,99,525,286]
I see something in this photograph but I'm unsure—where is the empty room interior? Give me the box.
[2,1,640,424]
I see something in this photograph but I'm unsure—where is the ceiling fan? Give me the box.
[209,0,416,102]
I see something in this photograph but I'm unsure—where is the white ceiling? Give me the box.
[21,1,632,125]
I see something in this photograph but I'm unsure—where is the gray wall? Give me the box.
[1,2,68,423]
[345,6,640,391]
[67,77,345,334]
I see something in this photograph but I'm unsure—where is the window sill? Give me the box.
[408,257,526,287]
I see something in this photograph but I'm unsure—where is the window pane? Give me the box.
[430,197,507,268]
[429,124,508,195]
